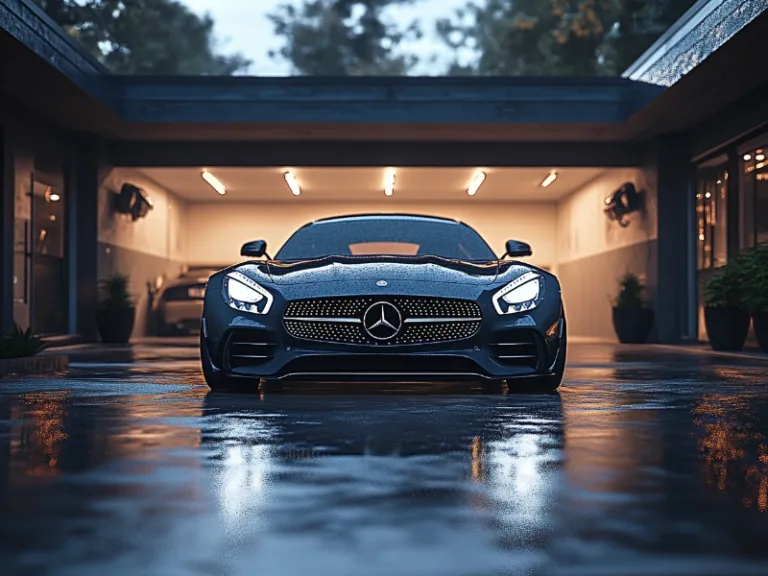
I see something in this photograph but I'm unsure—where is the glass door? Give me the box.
[13,175,67,334]
[32,179,67,335]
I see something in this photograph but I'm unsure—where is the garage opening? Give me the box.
[97,166,657,340]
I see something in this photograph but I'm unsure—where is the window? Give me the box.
[740,145,768,248]
[695,163,728,269]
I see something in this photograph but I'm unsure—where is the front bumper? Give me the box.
[201,290,564,384]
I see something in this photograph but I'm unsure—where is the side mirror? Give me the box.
[503,240,532,259]
[241,240,270,259]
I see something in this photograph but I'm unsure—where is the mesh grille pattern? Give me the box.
[284,296,482,346]
[285,296,480,319]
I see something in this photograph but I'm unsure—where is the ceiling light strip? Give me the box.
[467,171,486,196]
[284,171,301,196]
[540,170,558,188]
[201,170,227,195]
[385,169,396,197]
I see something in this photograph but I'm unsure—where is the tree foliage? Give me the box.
[268,0,423,75]
[436,0,696,75]
[33,0,251,74]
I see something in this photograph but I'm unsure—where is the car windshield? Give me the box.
[275,217,497,262]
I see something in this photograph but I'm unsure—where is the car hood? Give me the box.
[256,255,501,285]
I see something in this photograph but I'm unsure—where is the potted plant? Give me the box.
[611,272,655,343]
[95,274,136,344]
[741,243,768,353]
[702,260,750,351]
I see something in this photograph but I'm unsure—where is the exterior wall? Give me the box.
[97,168,188,336]
[184,201,558,271]
[556,168,659,340]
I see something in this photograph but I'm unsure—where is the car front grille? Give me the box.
[283,296,482,346]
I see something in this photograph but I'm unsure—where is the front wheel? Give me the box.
[508,315,567,393]
[200,334,239,391]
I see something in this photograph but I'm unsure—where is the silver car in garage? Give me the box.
[154,268,217,335]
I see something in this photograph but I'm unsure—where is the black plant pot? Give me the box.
[704,307,750,351]
[752,311,768,354]
[95,306,136,344]
[612,307,655,343]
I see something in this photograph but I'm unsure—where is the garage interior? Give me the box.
[96,165,658,340]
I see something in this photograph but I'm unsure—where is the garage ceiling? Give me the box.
[138,167,608,202]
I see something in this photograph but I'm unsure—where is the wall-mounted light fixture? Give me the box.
[112,183,154,221]
[44,187,61,202]
[467,171,486,196]
[284,171,301,196]
[384,169,396,197]
[201,170,227,195]
[604,182,644,227]
[540,170,558,188]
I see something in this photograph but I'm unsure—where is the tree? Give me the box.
[436,0,697,76]
[33,0,251,75]
[268,0,423,75]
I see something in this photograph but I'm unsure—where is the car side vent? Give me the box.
[226,329,277,369]
[489,330,540,370]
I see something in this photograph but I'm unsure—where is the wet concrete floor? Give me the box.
[2,343,768,575]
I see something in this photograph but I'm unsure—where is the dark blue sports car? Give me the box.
[200,214,566,392]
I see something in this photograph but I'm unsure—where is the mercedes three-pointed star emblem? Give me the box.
[362,301,403,341]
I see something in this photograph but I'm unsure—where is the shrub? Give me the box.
[98,274,134,309]
[703,259,748,309]
[613,272,649,308]
[740,243,768,313]
[0,324,47,359]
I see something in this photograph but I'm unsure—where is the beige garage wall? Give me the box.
[98,168,189,336]
[186,201,557,270]
[556,167,658,339]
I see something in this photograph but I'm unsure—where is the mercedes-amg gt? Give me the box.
[200,214,566,392]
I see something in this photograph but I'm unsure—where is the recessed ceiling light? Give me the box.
[540,170,558,188]
[384,169,396,197]
[467,171,486,196]
[201,170,226,195]
[284,171,301,196]
[756,154,766,161]
[743,154,752,161]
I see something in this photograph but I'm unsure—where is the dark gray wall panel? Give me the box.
[558,240,658,341]
[97,242,185,338]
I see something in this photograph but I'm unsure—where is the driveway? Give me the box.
[1,343,768,575]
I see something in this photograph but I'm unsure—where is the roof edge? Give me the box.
[622,0,768,86]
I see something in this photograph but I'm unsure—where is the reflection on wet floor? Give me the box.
[2,349,768,575]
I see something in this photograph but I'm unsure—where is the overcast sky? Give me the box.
[182,0,469,75]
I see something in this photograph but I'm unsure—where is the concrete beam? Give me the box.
[117,76,662,125]
[108,140,646,168]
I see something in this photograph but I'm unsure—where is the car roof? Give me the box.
[310,213,463,226]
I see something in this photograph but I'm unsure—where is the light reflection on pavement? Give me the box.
[1,343,768,575]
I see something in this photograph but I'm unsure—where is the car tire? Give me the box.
[200,334,239,391]
[508,315,567,394]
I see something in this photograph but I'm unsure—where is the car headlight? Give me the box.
[492,272,542,315]
[222,271,273,314]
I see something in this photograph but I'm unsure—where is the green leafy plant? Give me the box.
[0,324,47,359]
[703,259,748,309]
[98,274,134,309]
[739,243,768,313]
[613,272,649,308]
